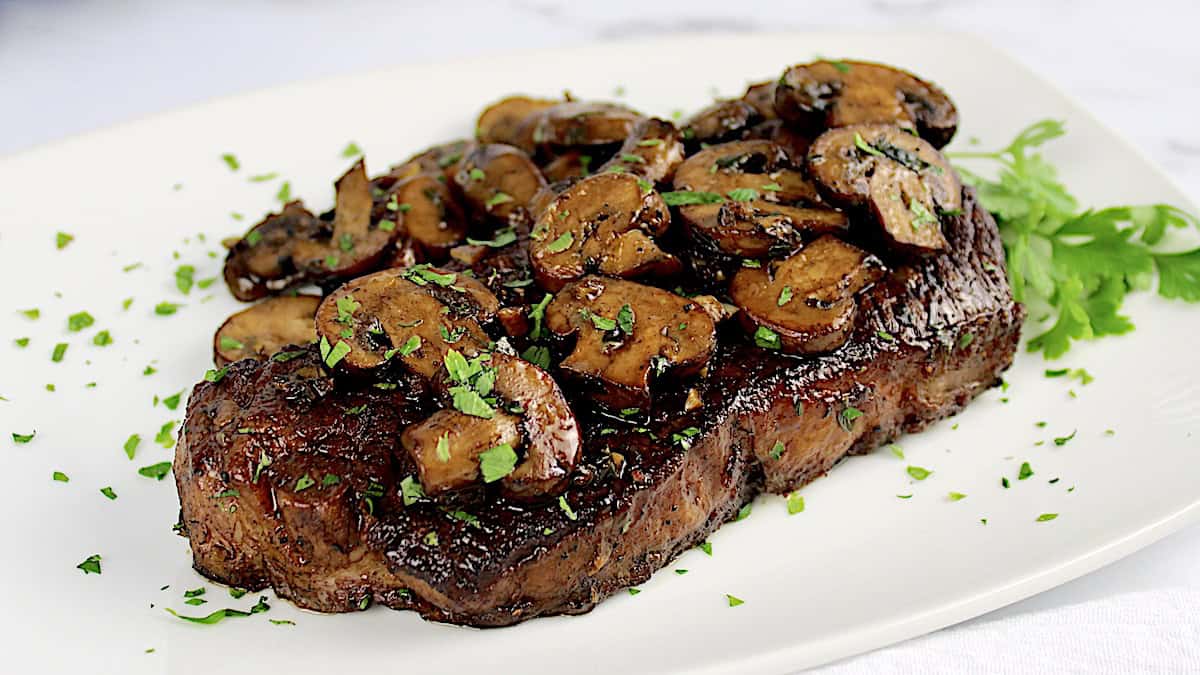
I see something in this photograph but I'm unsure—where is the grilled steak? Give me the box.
[175,186,1020,626]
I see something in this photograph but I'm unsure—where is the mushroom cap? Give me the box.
[597,117,686,183]
[530,172,678,291]
[223,161,398,301]
[545,276,718,408]
[213,295,321,366]
[476,95,561,151]
[531,101,644,148]
[807,123,961,254]
[453,143,547,225]
[673,140,847,258]
[313,265,499,377]
[774,60,958,148]
[730,235,884,353]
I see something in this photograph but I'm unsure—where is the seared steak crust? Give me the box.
[176,187,1021,626]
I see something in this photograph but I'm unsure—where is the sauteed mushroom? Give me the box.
[476,96,561,150]
[807,124,961,253]
[213,295,321,366]
[730,235,884,353]
[682,99,762,147]
[454,143,547,224]
[545,276,718,408]
[597,117,685,183]
[530,172,678,291]
[223,160,397,301]
[384,173,470,259]
[672,140,846,260]
[774,60,958,148]
[313,265,498,377]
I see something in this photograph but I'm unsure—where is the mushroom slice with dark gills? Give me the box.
[681,99,763,147]
[671,140,847,261]
[730,235,885,354]
[400,353,580,500]
[774,60,958,148]
[476,95,562,152]
[530,172,679,292]
[597,117,686,183]
[382,173,470,260]
[807,124,961,254]
[213,294,321,366]
[531,101,643,149]
[223,160,397,301]
[453,143,547,226]
[545,276,719,409]
[313,265,499,378]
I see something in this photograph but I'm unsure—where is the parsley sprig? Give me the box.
[952,120,1200,358]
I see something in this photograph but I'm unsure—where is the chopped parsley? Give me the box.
[466,227,518,248]
[888,444,904,459]
[726,594,744,607]
[51,342,68,362]
[204,367,229,383]
[837,406,863,432]
[275,181,291,203]
[123,434,140,459]
[735,503,752,521]
[154,302,181,316]
[341,142,362,158]
[11,432,34,444]
[947,492,967,501]
[56,232,75,249]
[1018,461,1034,480]
[162,391,183,411]
[727,188,759,202]
[220,153,240,170]
[100,487,118,500]
[67,311,94,332]
[786,492,805,515]
[76,554,102,575]
[484,192,514,209]
[218,336,244,351]
[164,596,270,624]
[660,190,723,206]
[768,441,785,460]
[545,231,574,254]
[479,443,518,483]
[777,286,793,307]
[92,330,113,346]
[1053,430,1077,446]
[294,475,315,492]
[52,471,69,483]
[138,461,172,480]
[400,476,425,506]
[318,337,352,368]
[1036,513,1059,522]
[558,495,578,521]
[752,325,781,350]
[906,466,932,481]
[154,421,177,448]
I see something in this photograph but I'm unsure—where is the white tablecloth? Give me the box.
[3,1,1198,671]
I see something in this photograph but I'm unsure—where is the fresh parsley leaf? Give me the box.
[341,142,362,158]
[1018,461,1034,480]
[56,232,75,250]
[953,120,1200,358]
[726,594,744,607]
[100,487,117,500]
[67,311,94,332]
[123,434,140,459]
[753,325,780,350]
[220,153,240,171]
[545,231,574,254]
[466,228,518,248]
[1036,513,1059,522]
[400,475,425,506]
[727,188,759,202]
[786,492,805,515]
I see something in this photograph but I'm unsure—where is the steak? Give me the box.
[175,187,1021,626]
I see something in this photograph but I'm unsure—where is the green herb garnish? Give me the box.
[138,461,172,480]
[76,554,102,574]
[479,443,518,483]
[660,190,723,206]
[906,466,932,480]
[953,120,1200,358]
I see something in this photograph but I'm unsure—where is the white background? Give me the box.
[3,0,1199,671]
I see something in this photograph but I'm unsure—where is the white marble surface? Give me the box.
[3,0,1199,671]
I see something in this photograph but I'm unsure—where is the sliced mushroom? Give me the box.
[744,119,812,161]
[597,117,685,183]
[741,80,779,120]
[540,151,594,183]
[545,276,718,408]
[476,96,561,151]
[213,295,321,366]
[223,160,397,301]
[454,143,547,225]
[531,101,643,148]
[530,172,678,292]
[384,173,469,259]
[682,100,762,146]
[401,408,524,496]
[313,265,499,377]
[774,60,958,148]
[399,352,581,500]
[807,124,961,253]
[672,140,847,259]
[730,235,884,353]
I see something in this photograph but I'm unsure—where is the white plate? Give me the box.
[1,32,1197,675]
